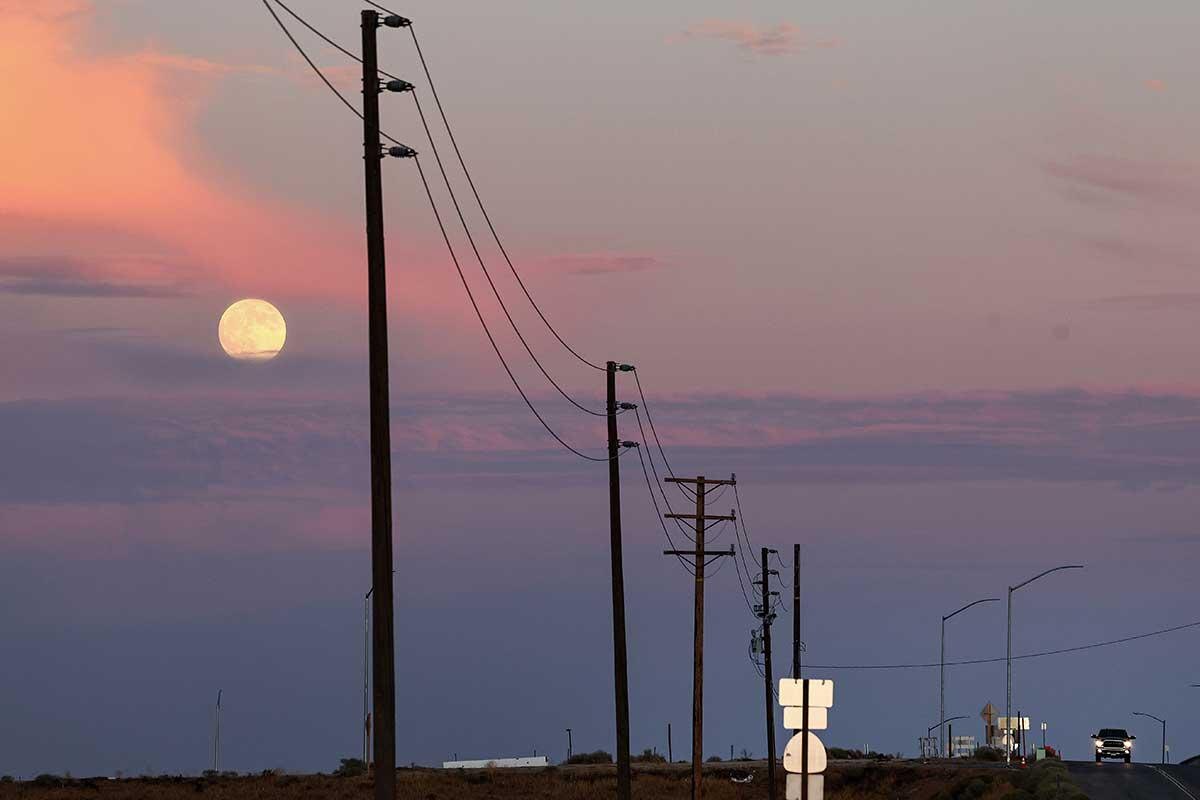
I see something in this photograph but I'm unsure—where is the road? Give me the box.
[1066,761,1200,799]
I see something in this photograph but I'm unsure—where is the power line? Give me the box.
[635,446,694,574]
[631,369,695,497]
[412,156,612,462]
[265,0,603,416]
[405,22,604,372]
[259,0,411,150]
[633,408,695,541]
[805,619,1200,671]
[408,90,605,416]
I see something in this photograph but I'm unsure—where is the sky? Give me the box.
[1,0,1199,777]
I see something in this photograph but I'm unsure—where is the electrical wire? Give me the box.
[633,408,696,542]
[413,156,612,461]
[265,0,603,415]
[259,0,411,150]
[405,22,604,372]
[632,369,695,496]
[636,446,695,575]
[409,91,605,416]
[731,544,758,616]
[705,556,730,579]
[805,619,1200,671]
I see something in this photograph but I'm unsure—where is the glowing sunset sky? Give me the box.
[2,0,1199,776]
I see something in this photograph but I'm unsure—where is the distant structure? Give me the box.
[441,756,549,769]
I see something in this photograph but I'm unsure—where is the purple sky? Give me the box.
[2,0,1199,777]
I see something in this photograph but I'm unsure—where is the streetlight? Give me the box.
[1006,565,1083,766]
[940,598,1000,757]
[1133,712,1166,765]
[928,716,967,759]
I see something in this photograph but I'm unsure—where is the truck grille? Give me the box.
[1102,740,1124,749]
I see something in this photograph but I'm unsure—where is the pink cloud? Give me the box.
[670,19,839,57]
[544,253,663,276]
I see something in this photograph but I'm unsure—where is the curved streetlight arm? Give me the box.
[929,715,968,735]
[944,597,1001,622]
[1010,565,1083,592]
[1133,712,1165,725]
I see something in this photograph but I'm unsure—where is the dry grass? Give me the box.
[0,762,1038,800]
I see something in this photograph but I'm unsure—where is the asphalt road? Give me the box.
[1066,761,1200,799]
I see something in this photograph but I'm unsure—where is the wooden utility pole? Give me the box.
[360,11,412,798]
[663,475,736,800]
[606,361,633,800]
[760,549,779,800]
[792,544,801,680]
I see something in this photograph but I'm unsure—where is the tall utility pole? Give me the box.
[668,723,673,762]
[565,728,573,762]
[759,548,779,800]
[606,361,634,800]
[663,475,736,800]
[791,544,801,680]
[212,689,221,773]
[361,11,415,798]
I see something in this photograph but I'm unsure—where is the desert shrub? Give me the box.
[706,756,723,763]
[334,758,368,778]
[32,774,62,787]
[459,770,491,784]
[633,749,666,764]
[566,750,613,765]
[972,746,1004,761]
[0,776,13,783]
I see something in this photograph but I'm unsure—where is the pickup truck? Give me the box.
[1091,728,1135,762]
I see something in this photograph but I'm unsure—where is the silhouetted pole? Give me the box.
[691,477,706,799]
[664,476,736,800]
[565,728,573,762]
[940,598,999,757]
[363,587,373,765]
[761,548,778,800]
[362,11,398,798]
[668,723,673,762]
[792,544,801,680]
[1006,565,1082,767]
[1134,712,1166,764]
[606,361,632,800]
[212,689,221,773]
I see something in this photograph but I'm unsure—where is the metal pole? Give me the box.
[940,617,945,758]
[363,589,372,765]
[948,722,953,758]
[792,544,800,680]
[691,477,706,800]
[212,689,221,773]
[761,548,777,800]
[566,728,572,762]
[668,722,673,763]
[1006,566,1082,768]
[1005,588,1012,766]
[605,362,632,800]
[362,12,397,799]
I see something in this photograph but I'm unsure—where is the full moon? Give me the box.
[218,299,287,361]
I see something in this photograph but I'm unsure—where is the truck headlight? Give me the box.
[1094,740,1103,748]
[1124,741,1132,749]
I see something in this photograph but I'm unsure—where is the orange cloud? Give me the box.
[0,1,437,307]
